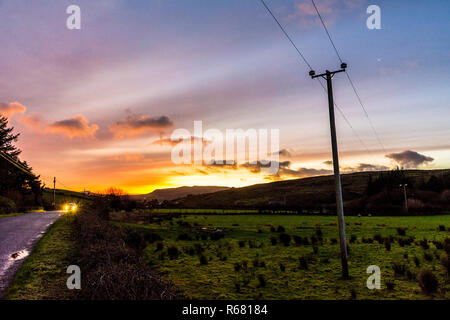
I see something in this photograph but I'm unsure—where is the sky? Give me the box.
[0,0,449,194]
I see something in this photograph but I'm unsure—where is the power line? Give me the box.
[310,0,387,153]
[310,0,343,63]
[260,0,370,154]
[0,151,35,176]
[260,0,312,70]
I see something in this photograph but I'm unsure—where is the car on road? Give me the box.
[64,203,78,213]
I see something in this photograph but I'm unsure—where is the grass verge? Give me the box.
[5,214,79,300]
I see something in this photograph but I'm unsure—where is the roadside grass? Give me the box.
[5,214,79,300]
[117,214,450,300]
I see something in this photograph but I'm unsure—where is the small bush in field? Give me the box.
[199,254,208,265]
[432,240,443,249]
[277,225,285,233]
[386,281,395,290]
[418,269,438,295]
[167,246,179,259]
[155,241,164,251]
[413,256,421,267]
[279,233,291,246]
[299,256,308,270]
[392,263,407,276]
[177,233,192,241]
[419,239,429,249]
[396,227,407,236]
[257,274,266,288]
[210,233,225,241]
[293,235,303,245]
[423,252,433,262]
[374,234,383,244]
[441,254,450,276]
[384,238,391,251]
[315,227,323,239]
[270,236,277,245]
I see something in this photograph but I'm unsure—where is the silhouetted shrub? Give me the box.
[270,236,277,245]
[258,274,266,288]
[194,243,204,254]
[432,240,444,250]
[177,233,192,241]
[199,254,208,265]
[350,288,357,300]
[167,246,179,259]
[279,233,291,246]
[424,252,433,262]
[419,239,429,250]
[386,281,395,290]
[441,254,450,276]
[374,234,383,244]
[293,235,303,245]
[418,269,438,295]
[392,262,407,276]
[315,227,323,239]
[299,256,308,270]
[384,238,391,251]
[210,233,224,241]
[155,241,164,251]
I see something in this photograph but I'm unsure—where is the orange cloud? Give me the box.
[110,112,173,139]
[0,101,26,117]
[152,136,210,147]
[46,115,99,138]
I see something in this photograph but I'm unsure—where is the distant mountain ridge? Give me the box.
[130,186,230,201]
[171,169,450,211]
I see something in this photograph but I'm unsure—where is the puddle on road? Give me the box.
[10,249,29,260]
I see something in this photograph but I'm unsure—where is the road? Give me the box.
[0,211,61,296]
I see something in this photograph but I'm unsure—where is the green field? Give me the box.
[119,214,450,300]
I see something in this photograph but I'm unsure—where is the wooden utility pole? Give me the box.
[53,177,56,207]
[310,63,349,279]
[400,184,408,212]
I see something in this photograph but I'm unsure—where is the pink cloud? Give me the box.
[110,111,173,139]
[0,101,27,117]
[45,115,99,139]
